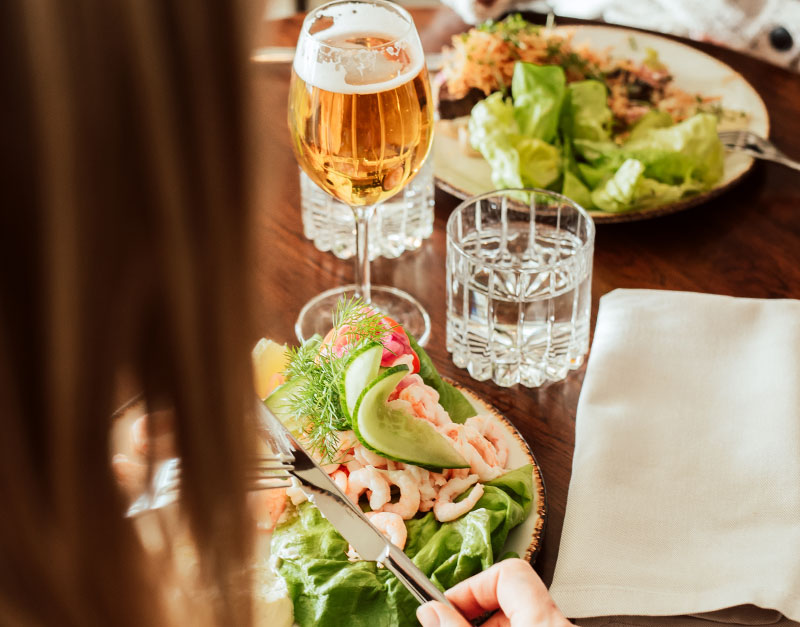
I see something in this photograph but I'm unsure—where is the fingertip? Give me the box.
[416,601,469,627]
[417,603,438,627]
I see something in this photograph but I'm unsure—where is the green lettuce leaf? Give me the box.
[623,112,724,187]
[272,465,534,627]
[511,63,566,143]
[590,158,685,213]
[469,92,526,189]
[564,80,612,142]
[628,110,673,141]
[516,138,562,188]
[573,138,623,165]
[408,332,476,424]
[562,170,594,209]
[469,78,561,190]
[468,91,517,156]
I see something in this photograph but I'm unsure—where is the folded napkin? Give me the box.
[549,289,800,625]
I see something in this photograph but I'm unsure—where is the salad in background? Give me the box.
[437,15,731,213]
[256,300,535,627]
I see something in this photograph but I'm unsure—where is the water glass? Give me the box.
[300,158,435,260]
[446,189,595,387]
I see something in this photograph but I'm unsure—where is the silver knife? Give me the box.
[256,401,455,609]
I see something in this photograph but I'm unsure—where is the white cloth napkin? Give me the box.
[549,289,800,624]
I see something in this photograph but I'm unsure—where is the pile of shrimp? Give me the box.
[287,354,510,552]
[115,356,511,555]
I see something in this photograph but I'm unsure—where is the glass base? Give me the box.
[295,285,431,346]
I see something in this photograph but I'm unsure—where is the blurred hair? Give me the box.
[0,0,256,624]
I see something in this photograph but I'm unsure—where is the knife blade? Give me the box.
[256,402,454,609]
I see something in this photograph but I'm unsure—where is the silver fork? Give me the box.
[718,129,800,172]
[125,403,296,519]
[125,454,294,518]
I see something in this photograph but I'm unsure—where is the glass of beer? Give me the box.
[288,0,434,343]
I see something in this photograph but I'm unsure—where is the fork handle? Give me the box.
[774,155,800,172]
[739,148,800,172]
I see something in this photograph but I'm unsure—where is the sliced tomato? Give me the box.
[319,312,420,374]
[379,315,420,373]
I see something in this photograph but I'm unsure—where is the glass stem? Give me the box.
[353,205,376,303]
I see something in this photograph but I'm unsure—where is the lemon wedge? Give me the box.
[252,338,289,399]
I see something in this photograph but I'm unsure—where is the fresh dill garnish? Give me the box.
[331,297,392,348]
[282,298,391,462]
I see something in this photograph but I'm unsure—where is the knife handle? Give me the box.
[382,544,452,607]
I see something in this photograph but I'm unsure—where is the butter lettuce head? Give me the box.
[272,465,534,627]
[468,60,724,214]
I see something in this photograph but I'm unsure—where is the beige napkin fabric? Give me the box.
[549,289,800,624]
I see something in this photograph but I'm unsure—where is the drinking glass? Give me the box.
[446,189,595,387]
[299,156,434,261]
[288,0,434,343]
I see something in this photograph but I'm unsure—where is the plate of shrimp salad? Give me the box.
[258,300,545,627]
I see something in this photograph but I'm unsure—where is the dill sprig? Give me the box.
[283,298,391,462]
[330,297,392,348]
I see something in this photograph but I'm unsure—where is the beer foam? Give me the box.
[294,2,424,95]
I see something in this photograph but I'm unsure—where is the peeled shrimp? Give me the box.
[345,459,364,474]
[331,469,348,494]
[353,444,388,468]
[434,475,485,523]
[347,511,407,559]
[455,437,503,482]
[440,424,503,482]
[249,488,287,532]
[378,470,421,520]
[404,466,437,512]
[336,430,359,452]
[397,383,451,428]
[366,511,407,549]
[465,415,509,468]
[346,466,391,511]
[463,424,499,467]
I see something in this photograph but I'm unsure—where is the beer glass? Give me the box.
[288,0,434,343]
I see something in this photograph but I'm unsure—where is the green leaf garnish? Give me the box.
[281,298,389,462]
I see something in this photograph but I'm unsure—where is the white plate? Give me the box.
[434,24,770,223]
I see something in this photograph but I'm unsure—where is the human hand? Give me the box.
[416,558,571,627]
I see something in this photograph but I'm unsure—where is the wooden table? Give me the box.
[250,7,800,585]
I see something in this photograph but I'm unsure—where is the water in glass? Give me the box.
[446,191,594,387]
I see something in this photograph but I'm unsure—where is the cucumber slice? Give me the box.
[265,377,306,436]
[338,342,383,424]
[353,365,469,470]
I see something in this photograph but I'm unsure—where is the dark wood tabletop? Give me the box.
[249,7,800,586]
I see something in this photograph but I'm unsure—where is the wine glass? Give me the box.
[288,0,434,344]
